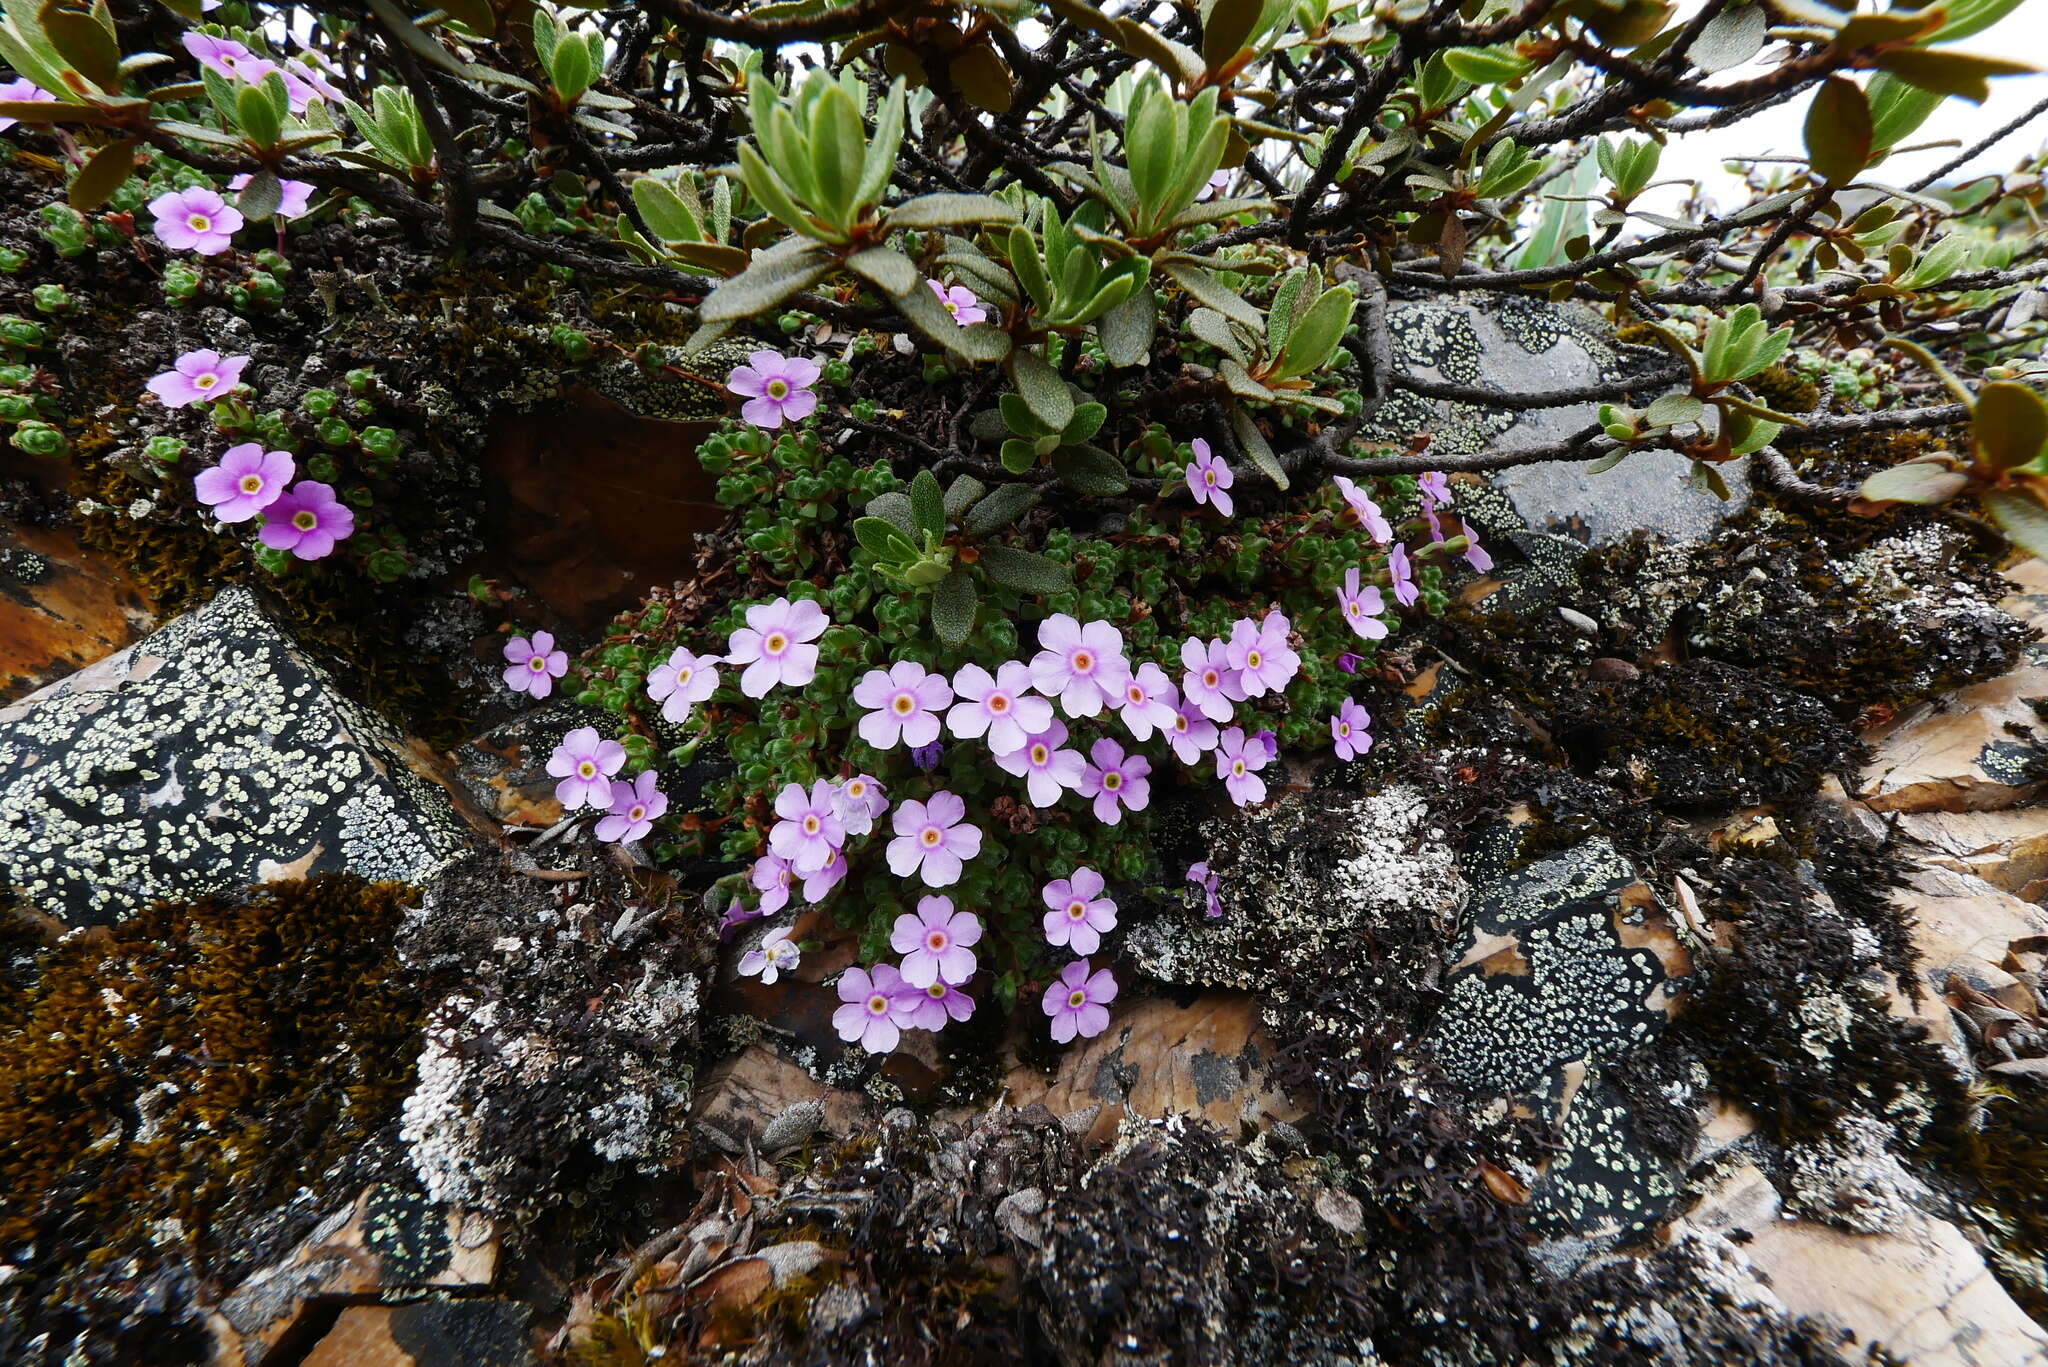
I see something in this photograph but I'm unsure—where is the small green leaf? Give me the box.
[699,242,835,323]
[1000,438,1038,474]
[846,245,920,298]
[1097,286,1156,367]
[963,481,1039,535]
[1859,460,1971,505]
[1063,402,1107,444]
[932,569,978,646]
[865,489,917,537]
[1051,443,1130,495]
[1984,487,2048,560]
[1643,393,1705,428]
[1008,348,1075,433]
[1273,284,1354,380]
[910,469,946,539]
[979,544,1074,595]
[885,192,1020,229]
[235,166,283,222]
[942,474,988,520]
[66,136,134,212]
[1804,77,1872,185]
[853,515,920,561]
[1230,407,1286,490]
[1975,382,2048,473]
[632,177,702,242]
[1872,47,2037,104]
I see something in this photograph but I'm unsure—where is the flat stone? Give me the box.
[301,1300,534,1367]
[1888,808,2048,901]
[0,586,471,925]
[0,517,154,705]
[1892,863,2048,1017]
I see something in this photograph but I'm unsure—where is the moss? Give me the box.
[1925,1081,2048,1323]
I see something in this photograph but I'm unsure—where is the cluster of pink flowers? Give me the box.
[189,442,355,560]
[544,726,670,845]
[181,31,343,114]
[832,894,983,1051]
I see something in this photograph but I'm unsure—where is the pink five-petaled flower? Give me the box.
[1166,700,1219,765]
[751,851,796,915]
[1178,635,1245,724]
[1043,959,1116,1043]
[180,31,260,79]
[852,660,952,750]
[0,78,55,132]
[886,791,982,887]
[1185,438,1234,516]
[1419,471,1452,507]
[727,350,820,429]
[193,442,291,522]
[834,964,916,1054]
[1115,662,1179,742]
[1337,567,1389,641]
[948,661,1053,757]
[1215,727,1271,807]
[1041,866,1117,956]
[902,978,974,1031]
[770,779,845,875]
[596,771,667,844]
[890,895,982,988]
[258,479,354,560]
[149,187,243,255]
[833,773,888,836]
[1459,519,1494,574]
[148,349,249,409]
[726,596,828,697]
[738,926,801,985]
[500,630,567,698]
[995,720,1087,807]
[1331,698,1373,761]
[647,647,720,724]
[1387,542,1419,607]
[928,278,987,326]
[229,172,315,220]
[1076,737,1151,826]
[547,727,626,810]
[1187,861,1223,917]
[804,849,847,903]
[1226,611,1301,697]
[1030,614,1131,718]
[1332,475,1394,543]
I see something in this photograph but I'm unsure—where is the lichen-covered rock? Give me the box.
[0,586,470,925]
[301,1299,535,1367]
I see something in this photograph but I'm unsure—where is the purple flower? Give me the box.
[1115,662,1179,742]
[891,894,982,988]
[738,926,800,984]
[1187,861,1222,917]
[726,596,828,697]
[0,78,56,132]
[770,779,845,875]
[1042,866,1117,955]
[1331,699,1373,761]
[853,660,952,750]
[1185,438,1234,516]
[1388,543,1419,607]
[547,726,626,810]
[902,978,975,1031]
[1252,728,1279,763]
[500,630,567,698]
[229,172,315,220]
[595,770,667,843]
[258,479,354,560]
[832,773,888,837]
[727,350,820,428]
[1337,652,1364,675]
[1166,700,1219,765]
[181,31,258,79]
[886,791,982,887]
[1459,519,1494,574]
[287,45,347,102]
[910,741,944,772]
[1215,727,1270,806]
[1226,611,1300,697]
[833,964,916,1054]
[149,187,243,255]
[232,57,322,113]
[193,442,291,522]
[1030,614,1131,719]
[948,660,1053,757]
[751,851,795,914]
[1332,475,1393,543]
[803,849,847,903]
[1042,959,1116,1043]
[928,278,987,326]
[647,647,720,723]
[1337,567,1388,641]
[720,899,765,939]
[148,349,249,409]
[1178,635,1244,723]
[1419,471,1452,507]
[1076,737,1151,826]
[996,719,1087,806]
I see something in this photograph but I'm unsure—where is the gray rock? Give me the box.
[0,586,469,925]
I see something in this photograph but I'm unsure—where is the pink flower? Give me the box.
[1226,611,1299,697]
[928,278,987,326]
[832,773,888,837]
[751,851,795,914]
[1187,861,1222,917]
[726,596,828,697]
[284,56,344,104]
[1114,662,1178,742]
[738,926,801,984]
[0,78,56,132]
[948,660,1053,756]
[193,442,291,522]
[257,479,354,560]
[1331,699,1373,761]
[1042,959,1116,1043]
[647,647,720,723]
[890,894,982,988]
[1388,542,1418,607]
[1041,866,1117,956]
[727,350,820,428]
[902,978,975,1030]
[1215,727,1269,806]
[148,349,249,409]
[995,719,1087,807]
[1332,476,1393,543]
[547,726,626,810]
[1030,614,1131,718]
[1419,471,1452,507]
[886,791,982,887]
[500,630,567,698]
[1185,438,1234,516]
[1459,519,1493,574]
[834,964,916,1054]
[1166,700,1219,765]
[595,770,667,843]
[1178,635,1244,723]
[229,173,315,220]
[149,187,243,255]
[180,31,259,79]
[1076,737,1150,825]
[853,660,952,750]
[770,780,844,875]
[1337,567,1388,641]
[803,849,847,903]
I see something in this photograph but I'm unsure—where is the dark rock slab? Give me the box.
[0,517,154,705]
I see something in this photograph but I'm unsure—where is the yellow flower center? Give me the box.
[1103,771,1121,791]
[1068,990,1087,1008]
[893,694,914,714]
[292,510,317,531]
[1030,745,1049,764]
[578,761,597,778]
[765,631,788,654]
[921,826,941,847]
[766,379,790,399]
[186,213,211,232]
[867,994,889,1015]
[802,815,820,835]
[1067,901,1086,920]
[239,474,263,493]
[1072,651,1093,672]
[196,373,219,390]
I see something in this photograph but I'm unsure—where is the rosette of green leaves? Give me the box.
[336,85,437,182]
[1181,264,1354,487]
[981,356,1128,495]
[623,172,747,274]
[1614,303,1800,465]
[854,470,1074,647]
[935,197,1159,366]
